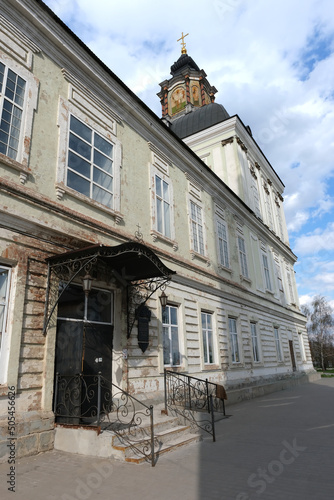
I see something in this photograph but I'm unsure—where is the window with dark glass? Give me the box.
[66,115,114,207]
[0,63,26,160]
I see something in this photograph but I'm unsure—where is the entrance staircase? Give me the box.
[110,404,201,464]
[53,372,227,465]
[54,403,201,465]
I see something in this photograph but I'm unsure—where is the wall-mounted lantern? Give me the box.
[82,274,92,297]
[159,291,168,308]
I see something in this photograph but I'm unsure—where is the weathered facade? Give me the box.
[0,0,314,460]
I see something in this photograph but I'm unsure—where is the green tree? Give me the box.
[302,295,334,371]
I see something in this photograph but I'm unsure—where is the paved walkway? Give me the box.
[1,378,334,500]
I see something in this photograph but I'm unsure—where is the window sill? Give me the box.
[203,364,220,371]
[240,274,251,284]
[190,250,211,267]
[218,264,233,274]
[55,182,123,224]
[163,365,183,373]
[151,230,178,251]
[0,153,30,184]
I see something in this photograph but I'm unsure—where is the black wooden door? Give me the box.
[289,340,297,371]
[54,284,113,424]
[81,323,113,421]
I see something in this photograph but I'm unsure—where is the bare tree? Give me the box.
[302,295,334,371]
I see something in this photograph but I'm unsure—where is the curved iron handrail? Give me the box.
[53,372,156,466]
[164,370,227,441]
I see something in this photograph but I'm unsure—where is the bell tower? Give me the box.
[157,33,218,120]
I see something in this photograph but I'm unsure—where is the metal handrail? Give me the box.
[164,370,227,441]
[164,370,226,414]
[53,372,156,466]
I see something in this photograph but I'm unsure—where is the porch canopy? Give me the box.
[44,241,176,335]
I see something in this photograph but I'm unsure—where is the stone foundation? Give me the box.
[225,371,320,406]
[0,411,55,463]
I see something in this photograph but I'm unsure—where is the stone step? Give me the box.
[124,433,202,464]
[109,416,181,447]
[112,424,195,457]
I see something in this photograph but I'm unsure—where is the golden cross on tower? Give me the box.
[177,32,189,54]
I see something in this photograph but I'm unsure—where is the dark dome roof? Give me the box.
[170,103,230,139]
[170,53,200,76]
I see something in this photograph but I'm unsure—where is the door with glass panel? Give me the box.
[54,283,113,423]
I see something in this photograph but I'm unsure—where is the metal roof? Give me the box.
[170,102,230,139]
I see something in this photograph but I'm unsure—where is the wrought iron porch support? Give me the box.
[54,372,157,466]
[43,253,99,335]
[127,276,170,338]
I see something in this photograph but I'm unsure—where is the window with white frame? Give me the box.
[162,305,180,366]
[66,115,114,207]
[217,218,229,268]
[274,256,284,294]
[286,268,295,304]
[275,202,284,240]
[201,312,215,364]
[250,173,261,219]
[250,322,260,362]
[274,327,283,362]
[190,200,204,255]
[229,317,240,363]
[262,253,272,291]
[0,63,26,161]
[155,174,171,238]
[237,236,249,278]
[0,266,11,354]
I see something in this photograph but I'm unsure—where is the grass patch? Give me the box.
[321,373,334,378]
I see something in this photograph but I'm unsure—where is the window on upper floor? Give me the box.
[286,267,295,305]
[190,200,205,256]
[0,63,26,161]
[217,218,229,268]
[155,174,171,239]
[275,202,284,240]
[66,115,114,207]
[149,144,176,246]
[273,255,284,294]
[237,235,249,279]
[262,253,272,291]
[56,75,122,218]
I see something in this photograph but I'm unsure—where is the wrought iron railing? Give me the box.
[53,372,156,466]
[164,370,227,441]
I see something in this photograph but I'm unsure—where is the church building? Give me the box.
[0,1,315,461]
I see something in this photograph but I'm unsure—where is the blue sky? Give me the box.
[43,0,334,307]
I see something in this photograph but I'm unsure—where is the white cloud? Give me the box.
[294,223,334,255]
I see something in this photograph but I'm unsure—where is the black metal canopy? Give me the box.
[44,241,176,336]
[46,241,175,282]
